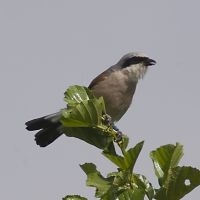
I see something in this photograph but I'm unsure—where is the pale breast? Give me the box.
[91,70,137,121]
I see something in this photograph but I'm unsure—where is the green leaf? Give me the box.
[62,126,116,152]
[80,164,150,200]
[80,163,113,198]
[60,85,117,151]
[103,141,144,171]
[150,143,183,185]
[107,170,130,188]
[62,195,87,200]
[117,189,145,200]
[103,152,126,169]
[123,141,144,172]
[132,174,154,200]
[155,166,200,200]
[119,135,129,152]
[64,85,95,107]
[61,85,106,127]
[61,97,105,127]
[167,166,200,199]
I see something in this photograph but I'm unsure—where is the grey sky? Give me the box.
[0,1,199,199]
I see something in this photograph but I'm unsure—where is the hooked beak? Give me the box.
[147,58,156,66]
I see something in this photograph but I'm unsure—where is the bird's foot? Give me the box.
[103,114,112,126]
[102,114,123,143]
[112,124,123,143]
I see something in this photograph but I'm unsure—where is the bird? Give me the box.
[25,52,156,147]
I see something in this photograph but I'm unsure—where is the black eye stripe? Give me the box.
[122,57,149,68]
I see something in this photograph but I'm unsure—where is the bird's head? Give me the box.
[116,52,156,80]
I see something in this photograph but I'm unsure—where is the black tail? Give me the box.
[25,114,63,147]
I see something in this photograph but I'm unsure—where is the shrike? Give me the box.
[25,52,156,147]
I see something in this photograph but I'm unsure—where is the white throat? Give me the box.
[123,64,148,81]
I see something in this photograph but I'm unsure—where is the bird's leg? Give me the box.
[103,114,122,142]
[112,124,123,142]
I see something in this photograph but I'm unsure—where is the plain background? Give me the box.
[0,1,199,199]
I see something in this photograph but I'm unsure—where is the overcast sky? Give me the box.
[0,1,199,199]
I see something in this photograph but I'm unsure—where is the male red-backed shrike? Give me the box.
[25,52,156,147]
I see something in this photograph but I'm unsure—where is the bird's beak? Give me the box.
[147,58,156,66]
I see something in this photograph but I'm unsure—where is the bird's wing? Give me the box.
[88,68,114,89]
